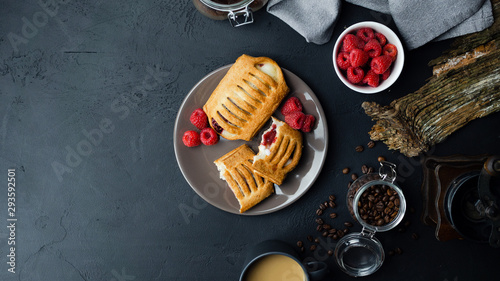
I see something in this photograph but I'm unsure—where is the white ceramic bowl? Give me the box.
[332,21,405,94]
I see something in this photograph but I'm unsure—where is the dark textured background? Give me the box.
[1,1,499,280]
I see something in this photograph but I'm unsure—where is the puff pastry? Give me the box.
[203,54,289,141]
[214,144,274,213]
[253,117,303,185]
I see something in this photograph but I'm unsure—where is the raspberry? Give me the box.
[200,127,219,145]
[301,114,315,133]
[285,111,306,130]
[190,108,208,130]
[182,130,201,147]
[356,28,375,42]
[341,34,365,53]
[280,97,303,116]
[346,67,365,84]
[383,44,398,61]
[374,33,387,46]
[370,55,393,75]
[381,68,391,80]
[363,39,382,58]
[362,70,380,87]
[349,48,369,67]
[336,52,351,70]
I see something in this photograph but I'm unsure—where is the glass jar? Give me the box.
[335,162,406,277]
[192,0,268,26]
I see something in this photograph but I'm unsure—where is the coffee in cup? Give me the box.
[242,254,305,281]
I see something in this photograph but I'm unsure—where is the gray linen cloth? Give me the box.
[266,0,494,49]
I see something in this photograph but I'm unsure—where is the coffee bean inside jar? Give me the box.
[357,184,400,226]
[346,163,406,231]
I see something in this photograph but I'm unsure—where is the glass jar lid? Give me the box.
[197,0,256,26]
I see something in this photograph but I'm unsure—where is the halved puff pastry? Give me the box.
[214,144,274,213]
[253,117,303,185]
[203,54,289,141]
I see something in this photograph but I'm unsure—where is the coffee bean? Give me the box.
[323,201,329,209]
[300,246,305,253]
[362,165,369,174]
[328,250,333,256]
[388,250,395,256]
[394,247,403,255]
[322,231,328,237]
[316,209,323,216]
[316,218,324,225]
[343,228,349,234]
[377,156,386,162]
[355,145,364,152]
[329,228,337,234]
[329,213,337,219]
[344,222,353,227]
[310,245,317,251]
[297,241,303,247]
[337,230,345,238]
[319,204,326,210]
[328,201,336,208]
[367,141,375,148]
[316,225,323,232]
[323,224,331,230]
[314,237,320,243]
[332,234,338,240]
[351,173,358,181]
[367,166,374,174]
[329,195,336,201]
[342,167,350,174]
[411,233,419,240]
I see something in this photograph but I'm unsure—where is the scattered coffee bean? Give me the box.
[367,141,375,148]
[323,224,331,230]
[404,220,411,227]
[316,209,323,216]
[316,225,322,232]
[388,250,395,256]
[323,201,329,209]
[307,235,313,242]
[329,195,336,201]
[328,250,333,256]
[314,237,320,243]
[361,165,369,174]
[329,228,337,234]
[297,241,303,247]
[367,166,374,173]
[310,245,317,251]
[355,145,364,152]
[328,201,336,208]
[394,247,403,255]
[316,218,324,225]
[411,233,419,240]
[319,204,326,210]
[351,173,358,181]
[343,228,349,234]
[300,247,305,253]
[322,231,328,237]
[329,213,337,219]
[377,156,386,162]
[344,221,353,227]
[342,167,350,174]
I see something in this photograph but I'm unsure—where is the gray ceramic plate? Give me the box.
[174,65,328,215]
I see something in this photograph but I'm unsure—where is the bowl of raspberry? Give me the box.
[333,21,404,94]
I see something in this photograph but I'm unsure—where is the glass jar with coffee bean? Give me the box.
[334,161,406,277]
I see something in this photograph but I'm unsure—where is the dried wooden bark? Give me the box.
[362,0,500,157]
